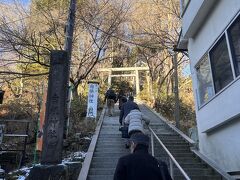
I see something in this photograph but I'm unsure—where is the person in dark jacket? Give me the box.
[119,95,139,125]
[120,96,127,109]
[104,88,116,116]
[116,89,126,110]
[114,133,172,180]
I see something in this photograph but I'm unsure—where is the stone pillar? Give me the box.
[108,71,112,88]
[146,71,150,95]
[41,50,69,164]
[135,70,140,95]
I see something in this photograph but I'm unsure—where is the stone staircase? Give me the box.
[81,104,232,180]
[87,114,128,180]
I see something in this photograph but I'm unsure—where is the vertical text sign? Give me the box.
[87,83,99,118]
[41,51,69,164]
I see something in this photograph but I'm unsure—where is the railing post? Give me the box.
[169,157,174,179]
[151,132,154,156]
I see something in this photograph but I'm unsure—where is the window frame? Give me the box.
[227,16,240,78]
[195,11,240,109]
[181,0,191,17]
[209,34,234,93]
[195,54,215,107]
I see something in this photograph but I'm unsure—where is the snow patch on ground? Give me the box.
[7,166,33,180]
[83,136,91,140]
[63,151,87,163]
[17,175,26,180]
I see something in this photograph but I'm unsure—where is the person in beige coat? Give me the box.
[124,109,150,137]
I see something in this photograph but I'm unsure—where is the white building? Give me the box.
[178,0,240,174]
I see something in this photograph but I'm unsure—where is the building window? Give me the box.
[209,35,234,93]
[228,16,240,77]
[196,55,214,105]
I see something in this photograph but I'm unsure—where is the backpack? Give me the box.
[107,90,116,100]
[120,125,129,138]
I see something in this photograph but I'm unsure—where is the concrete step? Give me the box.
[91,155,198,165]
[92,151,195,158]
[174,168,216,176]
[156,134,181,137]
[98,134,124,138]
[175,175,221,180]
[87,171,221,180]
[93,152,133,157]
[161,147,192,152]
[97,137,126,141]
[96,143,126,147]
[96,140,126,144]
[155,137,185,141]
[99,135,185,142]
[151,128,174,132]
[155,156,200,164]
[98,133,122,135]
[159,141,190,145]
[96,142,190,148]
[96,144,127,148]
[152,148,191,154]
[90,162,121,168]
[162,138,187,142]
[154,142,189,147]
[90,161,207,169]
[96,146,126,150]
[151,130,174,134]
[165,144,191,148]
[88,168,115,175]
[88,168,217,177]
[178,162,208,169]
[91,157,119,164]
[87,175,113,180]
[95,147,190,154]
[97,139,188,144]
[159,138,188,142]
[101,126,119,129]
[147,123,167,126]
[91,153,200,162]
[95,148,130,153]
[153,152,195,158]
[95,145,126,149]
[100,130,120,133]
[96,142,125,145]
[87,170,221,180]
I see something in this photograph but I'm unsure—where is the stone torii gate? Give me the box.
[97,66,150,95]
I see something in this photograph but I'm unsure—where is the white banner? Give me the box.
[87,83,99,118]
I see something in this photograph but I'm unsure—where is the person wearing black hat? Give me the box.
[104,87,117,116]
[114,133,172,180]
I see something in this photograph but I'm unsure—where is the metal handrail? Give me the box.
[148,126,191,180]
[143,103,234,180]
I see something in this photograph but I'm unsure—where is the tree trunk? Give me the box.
[72,85,79,100]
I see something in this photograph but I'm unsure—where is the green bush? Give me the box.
[0,99,36,119]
